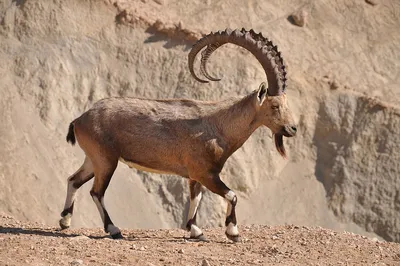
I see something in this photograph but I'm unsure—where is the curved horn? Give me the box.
[200,43,222,82]
[188,28,287,95]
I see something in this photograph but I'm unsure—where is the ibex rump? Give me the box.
[59,28,297,242]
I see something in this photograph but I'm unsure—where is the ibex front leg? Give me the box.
[200,174,240,242]
[186,180,207,241]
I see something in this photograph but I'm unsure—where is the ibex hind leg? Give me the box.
[59,156,94,230]
[90,159,122,239]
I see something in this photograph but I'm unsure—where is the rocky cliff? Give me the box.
[0,0,399,241]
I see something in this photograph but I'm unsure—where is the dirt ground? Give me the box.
[1,214,399,266]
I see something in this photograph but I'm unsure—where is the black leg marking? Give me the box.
[72,173,95,189]
[90,190,123,240]
[225,195,237,226]
[61,202,74,217]
[186,212,198,231]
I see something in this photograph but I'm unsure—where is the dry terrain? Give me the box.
[1,214,400,266]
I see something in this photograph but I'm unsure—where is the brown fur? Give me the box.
[70,87,295,178]
[62,84,296,239]
[61,28,297,240]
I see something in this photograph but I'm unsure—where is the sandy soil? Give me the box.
[1,214,399,266]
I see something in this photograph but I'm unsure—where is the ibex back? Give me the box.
[60,28,297,242]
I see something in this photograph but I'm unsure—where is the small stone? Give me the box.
[70,259,83,265]
[270,245,279,253]
[201,259,211,266]
[289,9,308,27]
[330,80,339,90]
[178,248,184,254]
[139,246,146,251]
[271,235,278,240]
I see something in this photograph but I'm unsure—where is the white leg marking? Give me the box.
[226,222,239,236]
[63,181,77,210]
[59,213,72,228]
[107,224,121,235]
[224,190,235,202]
[225,190,236,217]
[188,191,202,220]
[190,224,203,238]
[92,196,105,223]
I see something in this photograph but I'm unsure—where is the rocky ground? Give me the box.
[1,214,400,266]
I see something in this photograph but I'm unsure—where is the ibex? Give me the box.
[59,28,297,242]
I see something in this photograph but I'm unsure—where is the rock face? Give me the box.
[0,0,399,242]
[314,91,400,242]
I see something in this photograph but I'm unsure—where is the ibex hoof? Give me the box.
[225,233,241,243]
[111,232,124,239]
[59,219,70,230]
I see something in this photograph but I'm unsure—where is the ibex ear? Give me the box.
[257,82,267,106]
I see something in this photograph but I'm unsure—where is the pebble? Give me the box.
[70,259,83,265]
[139,246,146,251]
[178,248,184,254]
[290,8,308,27]
[271,235,278,240]
[330,80,339,90]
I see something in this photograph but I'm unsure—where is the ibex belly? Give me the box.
[119,157,175,175]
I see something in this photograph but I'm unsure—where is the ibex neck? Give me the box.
[211,91,261,153]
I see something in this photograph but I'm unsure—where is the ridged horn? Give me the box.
[188,28,287,95]
[200,43,222,82]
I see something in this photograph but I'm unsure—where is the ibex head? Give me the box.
[188,28,297,157]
